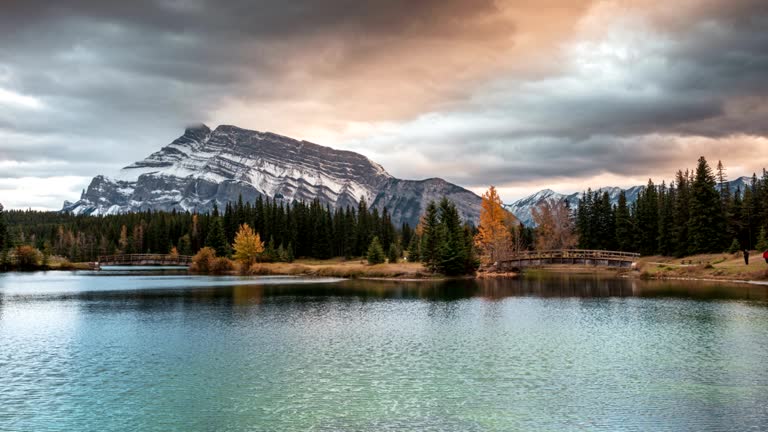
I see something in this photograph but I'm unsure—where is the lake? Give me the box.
[1,271,767,431]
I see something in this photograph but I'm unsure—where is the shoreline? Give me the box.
[8,253,768,287]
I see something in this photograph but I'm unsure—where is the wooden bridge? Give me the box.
[96,254,193,268]
[497,249,640,270]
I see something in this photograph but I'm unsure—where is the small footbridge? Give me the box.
[96,254,193,269]
[497,249,640,271]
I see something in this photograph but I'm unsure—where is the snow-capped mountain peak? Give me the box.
[63,124,480,227]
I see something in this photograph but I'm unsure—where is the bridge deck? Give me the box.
[97,254,193,268]
[498,249,640,270]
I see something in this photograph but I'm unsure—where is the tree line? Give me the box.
[4,155,758,271]
[576,156,768,256]
[1,195,480,275]
[2,196,404,263]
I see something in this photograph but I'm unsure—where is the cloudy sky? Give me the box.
[1,0,767,210]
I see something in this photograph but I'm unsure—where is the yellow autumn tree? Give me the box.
[232,223,265,269]
[474,185,515,262]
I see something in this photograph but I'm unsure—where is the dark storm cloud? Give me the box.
[1,0,768,209]
[351,0,768,190]
[0,0,508,176]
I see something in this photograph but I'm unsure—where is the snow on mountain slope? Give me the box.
[63,124,481,227]
[505,185,645,227]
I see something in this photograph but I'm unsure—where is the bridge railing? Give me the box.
[502,249,640,262]
[97,254,193,265]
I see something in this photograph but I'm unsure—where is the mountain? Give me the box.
[505,176,751,227]
[721,175,752,193]
[504,186,644,227]
[502,189,567,227]
[62,124,481,227]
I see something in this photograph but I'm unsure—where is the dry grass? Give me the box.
[246,260,433,279]
[638,251,768,281]
[52,261,93,270]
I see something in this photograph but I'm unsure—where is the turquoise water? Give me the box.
[1,271,767,431]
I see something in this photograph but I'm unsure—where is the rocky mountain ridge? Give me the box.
[63,124,482,227]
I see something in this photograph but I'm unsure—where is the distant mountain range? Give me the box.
[62,124,481,227]
[504,176,752,227]
[62,123,755,229]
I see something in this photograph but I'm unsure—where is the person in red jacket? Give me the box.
[762,250,768,264]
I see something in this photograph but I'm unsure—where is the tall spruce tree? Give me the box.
[407,231,421,262]
[657,182,675,256]
[420,201,442,272]
[596,191,616,250]
[615,191,633,252]
[672,170,691,257]
[437,198,470,276]
[576,190,594,249]
[688,157,725,254]
[636,179,660,255]
[205,218,230,257]
[0,203,7,251]
[355,197,371,256]
[366,236,386,265]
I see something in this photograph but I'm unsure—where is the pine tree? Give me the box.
[277,243,288,262]
[576,189,594,249]
[438,198,471,275]
[657,182,674,256]
[729,187,744,248]
[265,236,277,262]
[420,201,442,272]
[636,179,659,255]
[356,197,371,256]
[615,191,633,251]
[742,184,755,249]
[0,203,7,251]
[406,232,421,262]
[366,236,386,265]
[205,218,230,257]
[672,170,691,257]
[727,238,741,254]
[717,160,729,200]
[387,243,399,264]
[178,234,192,255]
[756,227,768,251]
[380,207,395,251]
[286,242,295,263]
[401,223,413,251]
[596,191,616,250]
[688,157,725,254]
[223,202,237,244]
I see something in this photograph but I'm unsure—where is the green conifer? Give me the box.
[420,202,442,272]
[688,157,725,254]
[727,238,741,254]
[387,243,399,264]
[205,218,230,257]
[756,227,768,251]
[366,236,386,265]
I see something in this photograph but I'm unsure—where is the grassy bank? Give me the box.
[637,251,768,282]
[244,258,435,279]
[0,254,93,272]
